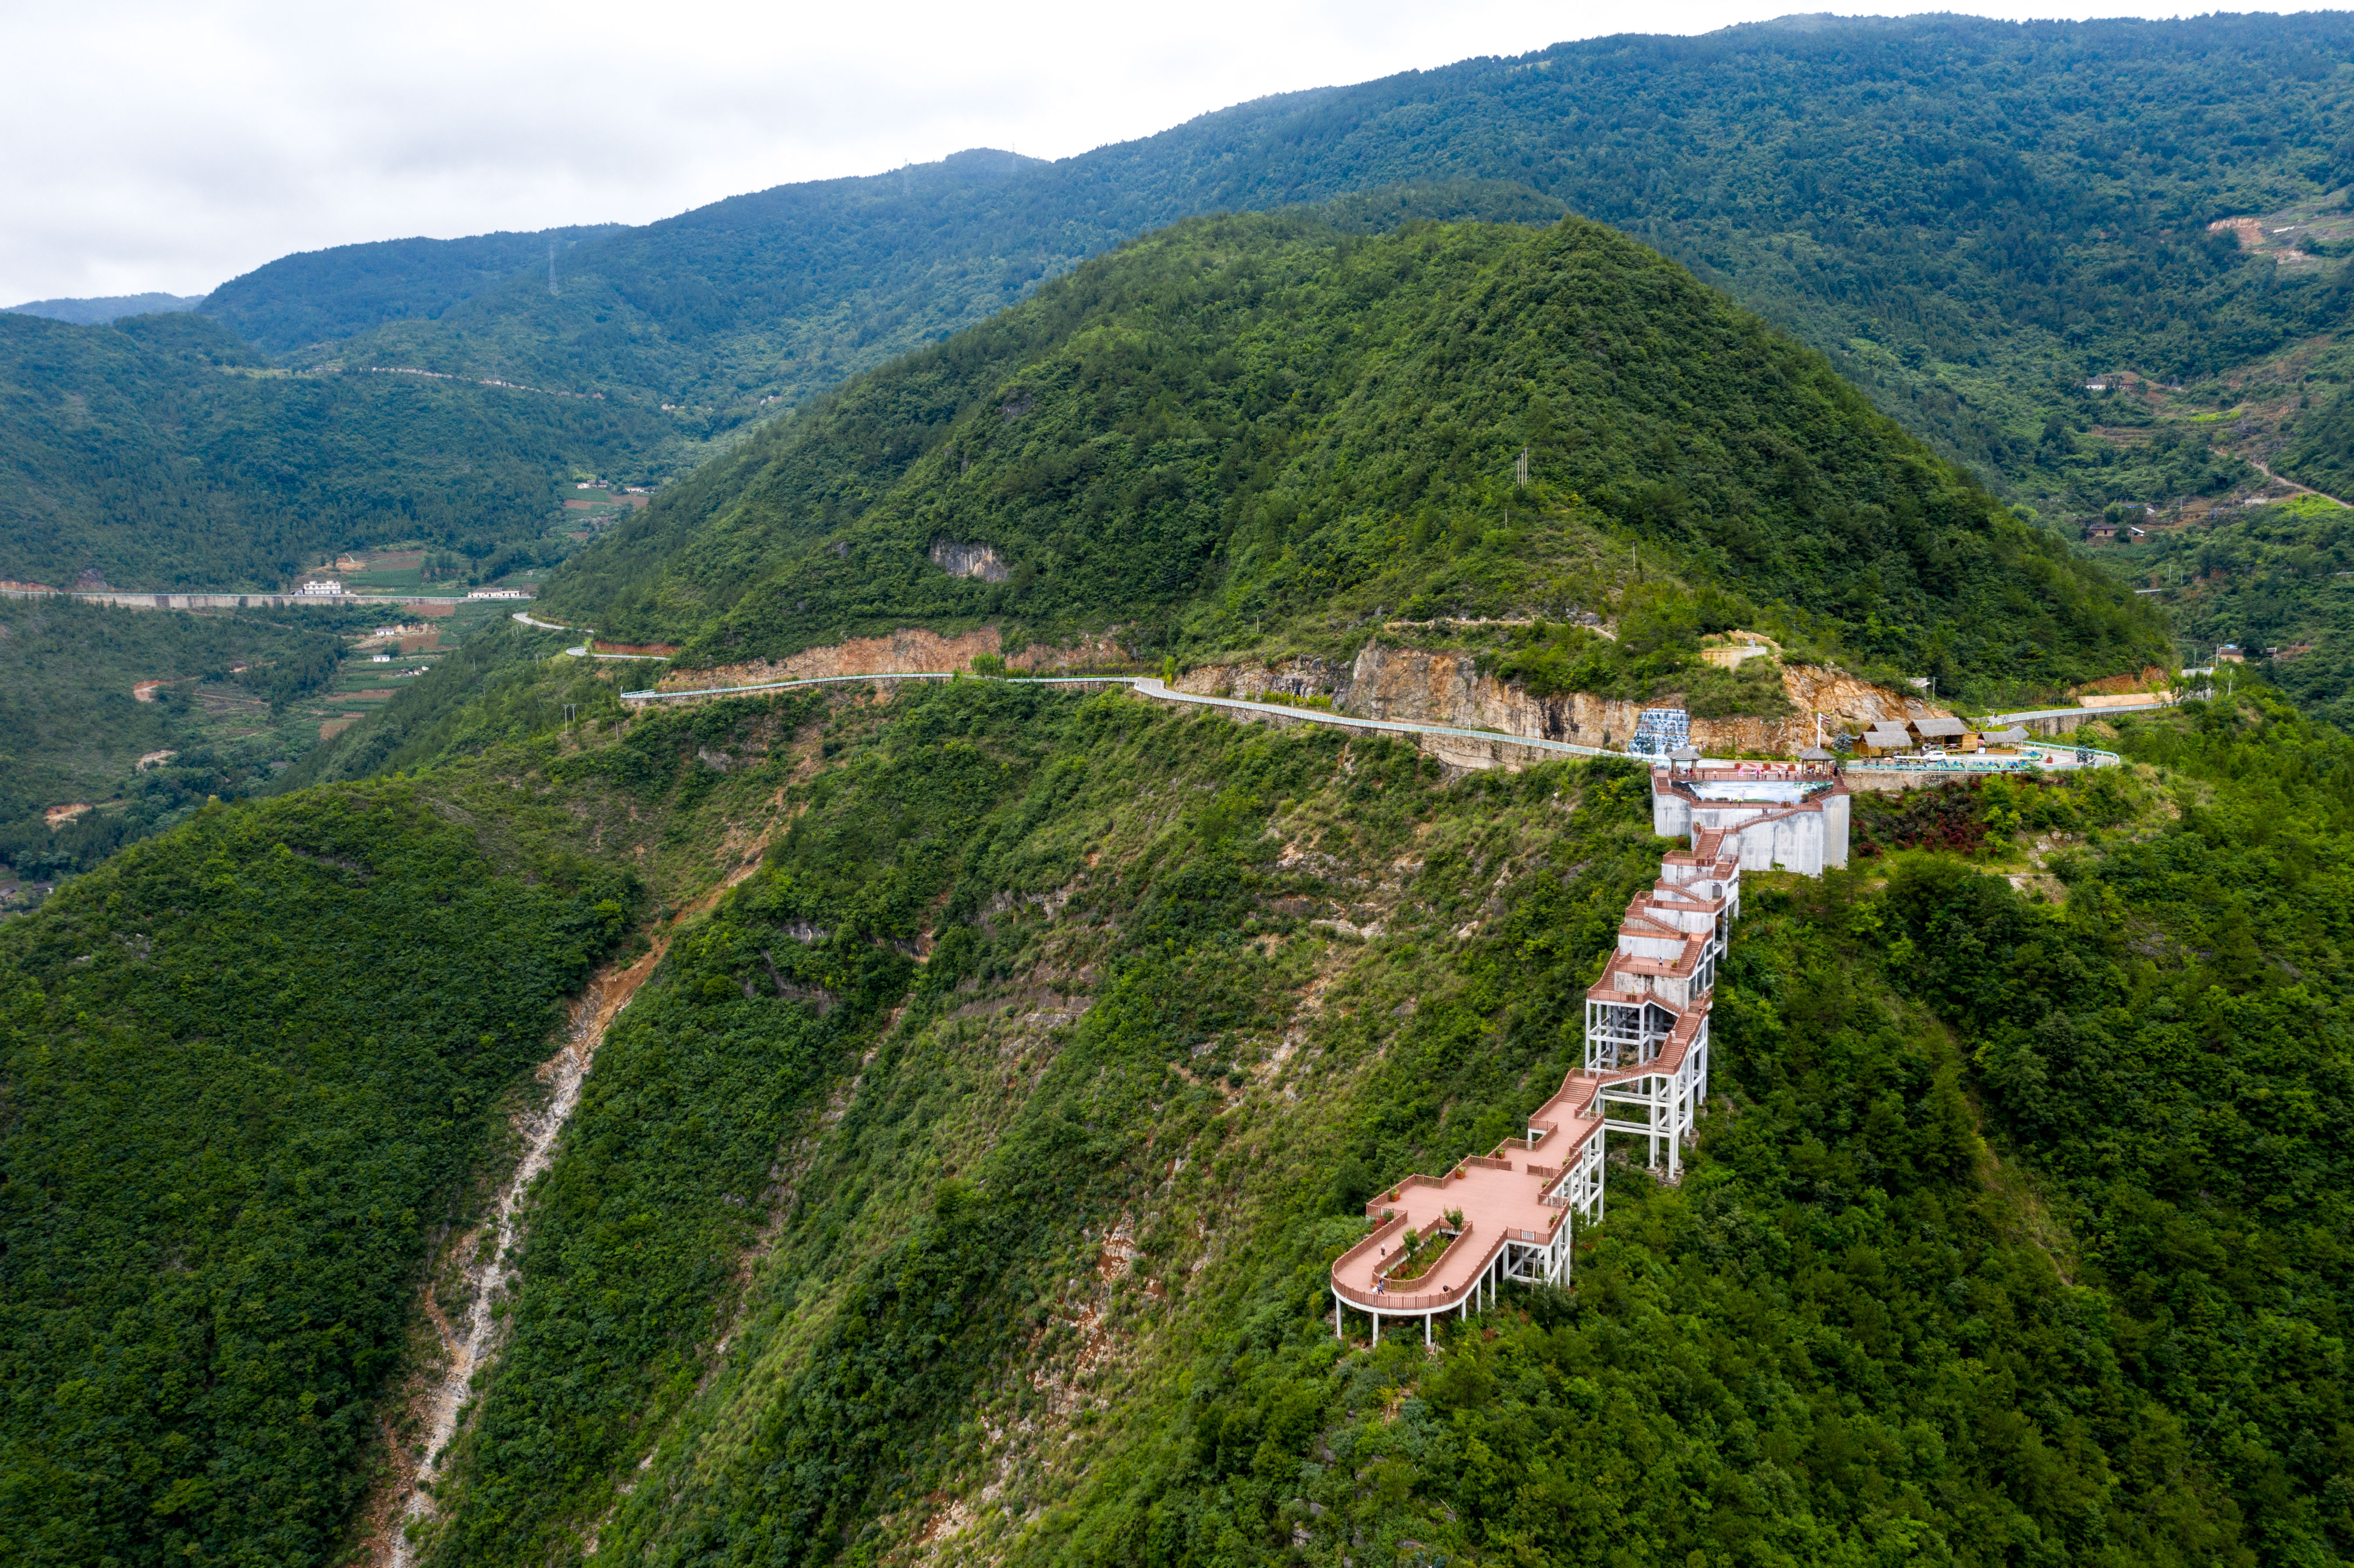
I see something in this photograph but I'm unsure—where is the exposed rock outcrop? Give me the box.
[930,541,1010,582]
[657,626,1128,692]
[1166,643,1947,756]
[1337,645,1947,754]
[1170,657,1353,702]
[1340,644,1947,754]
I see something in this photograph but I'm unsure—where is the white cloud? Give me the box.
[0,0,2298,302]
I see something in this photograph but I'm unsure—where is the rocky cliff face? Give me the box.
[929,540,1010,582]
[1173,643,1946,755]
[656,627,1129,691]
[1340,644,1949,753]
[660,624,1937,757]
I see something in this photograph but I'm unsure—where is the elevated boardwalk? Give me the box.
[1330,764,1846,1346]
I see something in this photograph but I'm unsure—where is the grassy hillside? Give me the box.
[550,213,2163,702]
[371,680,2350,1568]
[0,309,665,589]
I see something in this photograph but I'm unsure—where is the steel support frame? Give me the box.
[1585,997,1674,1073]
[1596,1029,1708,1181]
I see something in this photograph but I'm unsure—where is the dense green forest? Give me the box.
[5,620,2349,1565]
[550,212,2162,703]
[0,785,638,1566]
[298,14,2354,517]
[13,15,2354,599]
[358,679,2348,1568]
[200,225,626,355]
[13,14,2354,1565]
[0,308,663,588]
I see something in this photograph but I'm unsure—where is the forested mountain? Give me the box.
[0,780,639,1565]
[304,13,2354,519]
[13,14,2354,593]
[11,19,2354,1567]
[0,309,663,588]
[199,224,629,357]
[4,293,201,326]
[11,642,2346,1567]
[549,211,2162,703]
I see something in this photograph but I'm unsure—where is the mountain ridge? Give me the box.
[543,209,2164,705]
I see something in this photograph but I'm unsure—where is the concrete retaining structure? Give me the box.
[0,588,479,611]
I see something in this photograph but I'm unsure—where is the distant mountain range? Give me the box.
[8,14,2354,588]
[5,292,203,326]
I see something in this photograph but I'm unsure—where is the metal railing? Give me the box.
[1332,1222,1500,1312]
[1844,746,2119,774]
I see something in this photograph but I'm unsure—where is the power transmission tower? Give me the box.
[548,240,558,296]
[1516,446,1530,486]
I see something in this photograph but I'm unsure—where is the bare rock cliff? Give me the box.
[658,627,1129,691]
[1338,645,1949,753]
[1169,644,1948,754]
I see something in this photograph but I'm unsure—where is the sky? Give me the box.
[0,0,2304,304]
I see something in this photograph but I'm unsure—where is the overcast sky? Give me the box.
[0,0,2291,304]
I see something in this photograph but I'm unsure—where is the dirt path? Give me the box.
[360,858,766,1568]
[2243,455,2350,509]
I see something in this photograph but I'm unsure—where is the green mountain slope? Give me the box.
[198,224,628,357]
[0,784,637,1566]
[380,680,2348,1568]
[0,309,666,588]
[2104,493,2354,726]
[311,14,2354,521]
[5,625,2347,1566]
[0,596,356,881]
[551,213,2162,700]
[5,293,202,326]
[15,15,2354,604]
[2282,386,2354,502]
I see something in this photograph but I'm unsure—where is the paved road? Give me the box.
[619,670,1624,757]
[1978,699,2178,723]
[618,669,2143,768]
